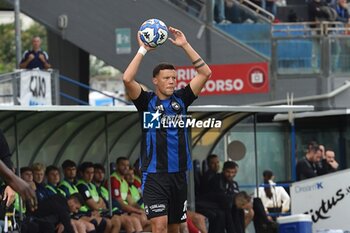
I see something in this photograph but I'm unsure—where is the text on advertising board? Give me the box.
[176,63,269,95]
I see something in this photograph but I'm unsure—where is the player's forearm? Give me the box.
[19,60,30,69]
[0,160,15,183]
[182,43,211,78]
[122,52,144,84]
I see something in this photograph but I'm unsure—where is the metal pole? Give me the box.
[289,93,296,181]
[291,123,296,181]
[14,0,22,69]
[54,71,61,105]
[14,115,23,221]
[253,113,259,196]
[104,114,113,217]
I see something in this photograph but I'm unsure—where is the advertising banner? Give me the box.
[291,169,350,232]
[176,62,269,95]
[20,70,52,105]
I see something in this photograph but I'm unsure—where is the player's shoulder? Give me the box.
[22,50,30,57]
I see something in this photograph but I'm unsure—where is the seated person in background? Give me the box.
[45,165,65,196]
[236,192,277,233]
[93,163,109,206]
[200,154,220,194]
[109,157,147,232]
[31,193,84,233]
[17,167,36,214]
[125,168,144,209]
[207,161,243,233]
[332,0,350,23]
[255,170,290,215]
[58,160,105,233]
[296,141,322,181]
[195,154,226,233]
[19,36,51,70]
[94,163,142,233]
[77,162,120,233]
[45,164,96,233]
[234,191,254,229]
[31,162,50,202]
[318,149,339,175]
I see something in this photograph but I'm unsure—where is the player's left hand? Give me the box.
[168,27,188,47]
[8,175,37,211]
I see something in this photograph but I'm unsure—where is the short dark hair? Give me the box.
[20,166,32,175]
[153,63,176,77]
[45,165,59,176]
[223,161,239,171]
[79,162,94,173]
[62,160,76,170]
[307,141,320,153]
[94,163,105,173]
[69,193,85,205]
[116,157,128,165]
[206,154,218,165]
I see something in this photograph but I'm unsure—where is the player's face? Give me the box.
[82,167,94,182]
[117,160,130,176]
[33,169,45,184]
[223,167,238,181]
[94,169,105,183]
[125,169,134,184]
[153,69,177,97]
[313,150,322,162]
[21,171,33,183]
[32,37,41,50]
[208,157,220,173]
[64,167,77,180]
[326,151,335,163]
[67,199,81,213]
[47,170,60,185]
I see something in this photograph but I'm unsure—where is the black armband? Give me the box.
[192,58,202,65]
[195,62,206,69]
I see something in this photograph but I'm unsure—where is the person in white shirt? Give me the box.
[255,170,290,214]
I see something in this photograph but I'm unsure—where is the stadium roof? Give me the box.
[0,105,313,168]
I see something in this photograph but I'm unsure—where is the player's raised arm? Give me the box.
[168,27,212,96]
[123,33,154,100]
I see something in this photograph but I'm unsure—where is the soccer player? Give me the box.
[123,26,212,233]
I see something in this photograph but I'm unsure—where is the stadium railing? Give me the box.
[0,70,131,106]
[0,69,60,105]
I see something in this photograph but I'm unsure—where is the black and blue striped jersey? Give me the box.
[132,85,197,173]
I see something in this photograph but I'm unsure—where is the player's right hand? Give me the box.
[137,31,155,51]
[28,53,35,61]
